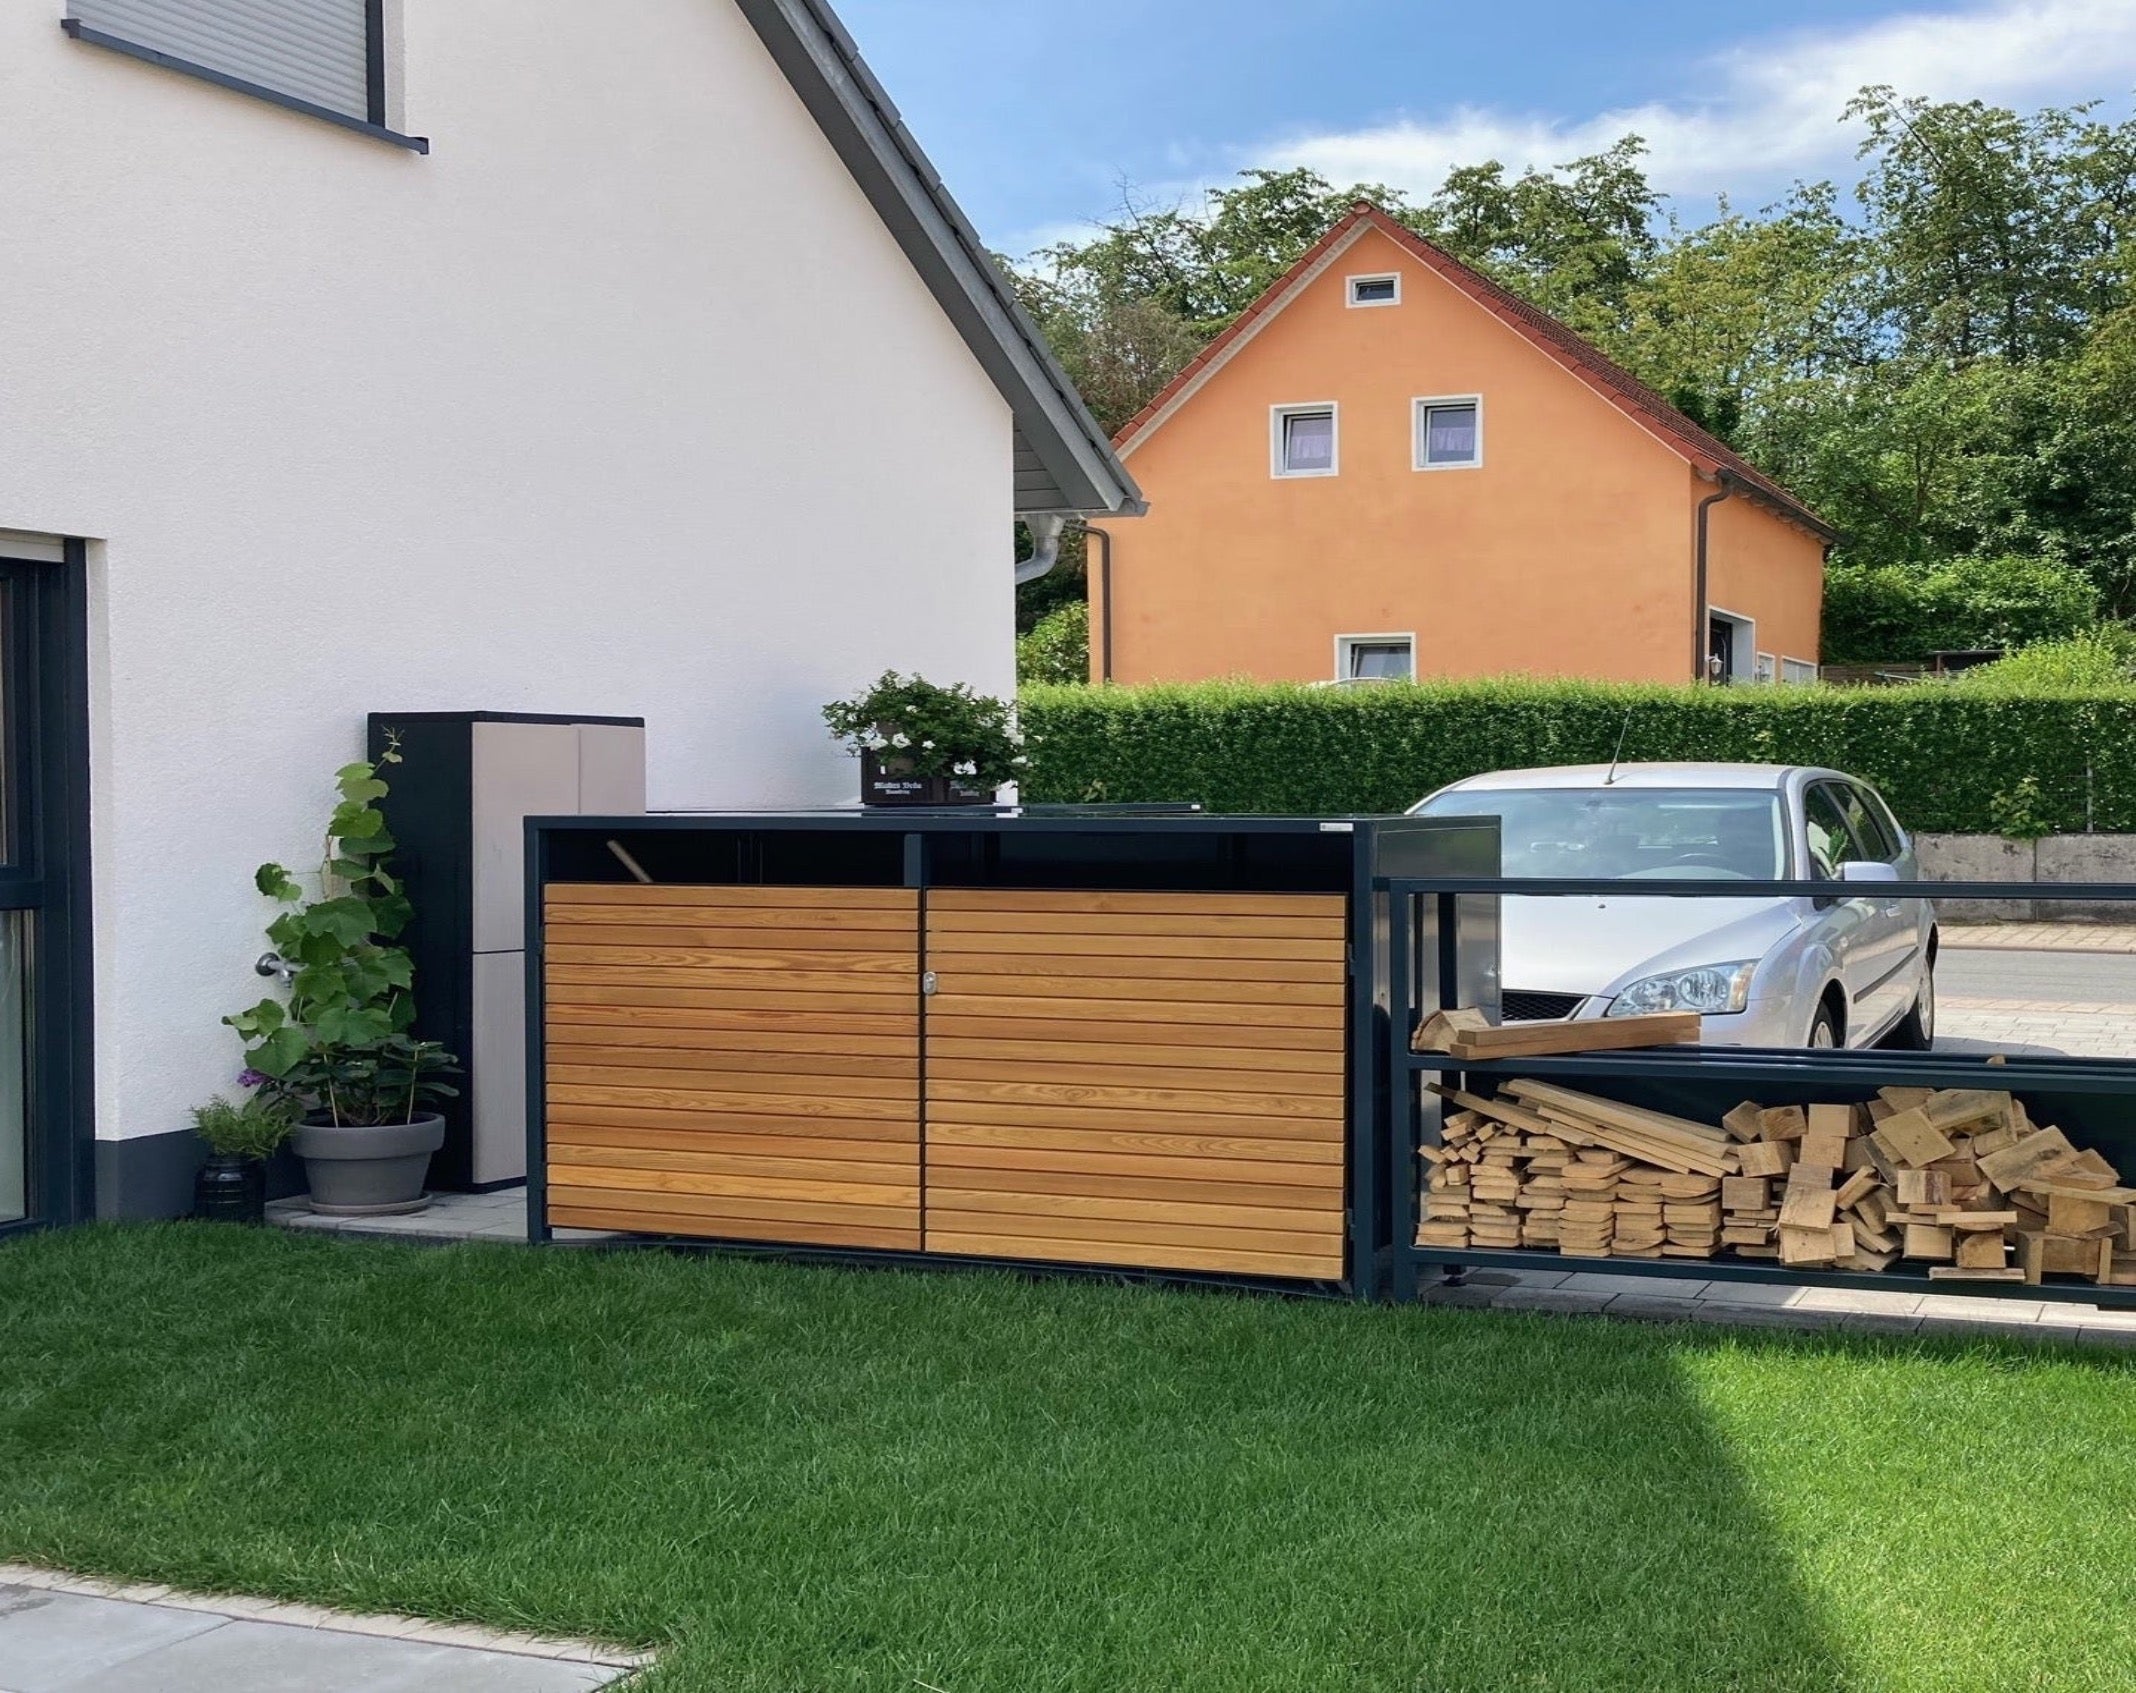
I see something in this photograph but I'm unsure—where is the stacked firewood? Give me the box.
[1417,1077,2136,1288]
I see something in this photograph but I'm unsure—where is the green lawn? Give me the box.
[2,1227,2134,1691]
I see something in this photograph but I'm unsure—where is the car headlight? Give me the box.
[1606,960,1759,1017]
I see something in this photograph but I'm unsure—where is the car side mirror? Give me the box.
[1838,860,1899,885]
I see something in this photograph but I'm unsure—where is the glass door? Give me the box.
[0,550,90,1235]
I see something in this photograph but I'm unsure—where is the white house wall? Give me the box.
[0,0,1016,1158]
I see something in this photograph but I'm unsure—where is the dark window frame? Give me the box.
[62,4,429,154]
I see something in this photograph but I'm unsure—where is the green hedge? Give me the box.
[1019,679,2136,837]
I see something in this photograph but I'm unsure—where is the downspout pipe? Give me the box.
[1084,522,1114,683]
[1693,472,1738,682]
[1014,514,1068,587]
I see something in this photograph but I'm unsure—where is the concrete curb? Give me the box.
[0,1563,655,1670]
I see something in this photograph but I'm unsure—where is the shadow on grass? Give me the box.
[0,1225,1968,1692]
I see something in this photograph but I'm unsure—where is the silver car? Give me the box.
[1409,763,1937,1049]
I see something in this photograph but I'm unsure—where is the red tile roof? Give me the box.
[1113,203,1834,540]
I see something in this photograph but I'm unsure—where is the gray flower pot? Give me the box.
[293,1114,444,1216]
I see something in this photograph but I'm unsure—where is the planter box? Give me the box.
[860,749,993,808]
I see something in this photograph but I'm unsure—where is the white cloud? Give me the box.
[1263,0,2136,206]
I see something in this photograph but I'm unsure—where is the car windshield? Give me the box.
[1414,787,1787,880]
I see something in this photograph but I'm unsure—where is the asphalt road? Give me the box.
[1938,946,2136,1005]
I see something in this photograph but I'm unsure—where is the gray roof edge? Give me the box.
[734,0,1145,516]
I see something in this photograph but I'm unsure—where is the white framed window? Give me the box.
[1272,404,1338,478]
[1780,658,1820,686]
[1347,273,1401,308]
[1414,396,1483,470]
[1336,633,1415,682]
[1753,652,1777,685]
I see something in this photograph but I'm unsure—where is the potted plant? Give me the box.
[225,739,460,1216]
[822,671,1027,806]
[189,1085,296,1225]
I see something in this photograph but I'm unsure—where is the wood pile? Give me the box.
[1418,1078,2136,1288]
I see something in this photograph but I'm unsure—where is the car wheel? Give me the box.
[1886,963,1937,1051]
[1807,1002,1842,1049]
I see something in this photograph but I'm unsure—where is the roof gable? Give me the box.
[1114,203,1828,539]
[732,0,1142,517]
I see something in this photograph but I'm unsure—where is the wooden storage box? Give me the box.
[526,811,1497,1291]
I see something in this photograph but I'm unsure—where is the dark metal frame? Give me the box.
[522,811,1483,1297]
[0,544,95,1239]
[62,16,429,154]
[1383,872,2136,1308]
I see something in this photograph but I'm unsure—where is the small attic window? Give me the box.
[1348,274,1400,308]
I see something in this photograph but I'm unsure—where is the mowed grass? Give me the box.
[3,1228,2135,1692]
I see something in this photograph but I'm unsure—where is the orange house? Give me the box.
[1096,204,1833,687]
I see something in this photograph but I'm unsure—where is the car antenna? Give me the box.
[1603,705,1634,786]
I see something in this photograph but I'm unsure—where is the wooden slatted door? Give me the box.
[922,889,1350,1280]
[542,884,921,1249]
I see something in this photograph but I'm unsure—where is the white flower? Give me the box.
[890,732,911,749]
[921,740,936,750]
[953,760,978,776]
[1011,755,1029,767]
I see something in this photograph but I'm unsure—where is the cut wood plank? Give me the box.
[922,1228,1341,1280]
[923,1056,1346,1098]
[1501,1081,1731,1148]
[930,930,1343,963]
[923,1077,1342,1121]
[546,964,916,997]
[1735,1140,1793,1179]
[546,922,912,952]
[549,1082,914,1122]
[924,1033,1343,1073]
[927,950,1343,984]
[550,1064,910,1101]
[926,909,1346,939]
[547,883,916,909]
[546,943,915,975]
[1723,1102,1767,1143]
[1870,1108,1956,1169]
[547,1104,918,1143]
[1977,1127,2079,1190]
[1927,1265,2028,1283]
[927,888,1345,919]
[1412,1008,1699,1058]
[925,1207,1337,1260]
[923,973,1345,1006]
[925,1121,1341,1167]
[926,1097,1345,1140]
[927,996,1345,1031]
[547,1044,918,1081]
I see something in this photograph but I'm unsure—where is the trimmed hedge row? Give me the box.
[1018,680,2136,837]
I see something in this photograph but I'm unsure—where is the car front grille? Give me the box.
[1501,990,1587,1022]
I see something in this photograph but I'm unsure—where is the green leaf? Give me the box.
[254,863,302,901]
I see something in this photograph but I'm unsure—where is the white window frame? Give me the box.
[1334,632,1416,682]
[1708,606,1755,684]
[1413,395,1484,471]
[1753,652,1777,685]
[1780,658,1821,687]
[1271,403,1340,479]
[1347,273,1402,308]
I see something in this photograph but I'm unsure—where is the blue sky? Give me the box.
[831,0,2136,257]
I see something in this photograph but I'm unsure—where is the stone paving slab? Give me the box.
[1428,1266,2136,1344]
[1943,923,2136,953]
[0,1568,648,1693]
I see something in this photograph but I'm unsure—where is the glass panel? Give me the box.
[1353,277,1397,303]
[1348,641,1412,679]
[1804,787,1853,879]
[1415,787,1787,880]
[1422,403,1478,465]
[0,914,27,1224]
[1282,411,1334,472]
